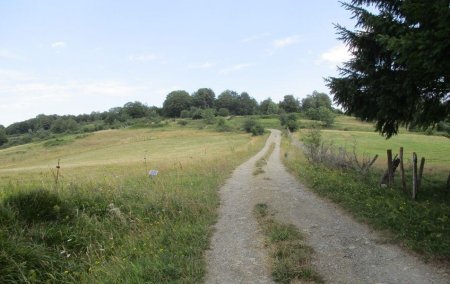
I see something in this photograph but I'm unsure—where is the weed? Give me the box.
[254,143,275,175]
[254,203,323,283]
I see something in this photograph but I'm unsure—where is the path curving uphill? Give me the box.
[205,129,449,283]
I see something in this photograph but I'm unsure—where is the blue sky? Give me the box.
[0,0,355,126]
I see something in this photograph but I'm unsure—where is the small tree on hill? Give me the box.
[163,90,192,117]
[279,95,300,113]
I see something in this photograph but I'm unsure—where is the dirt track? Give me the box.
[205,129,449,283]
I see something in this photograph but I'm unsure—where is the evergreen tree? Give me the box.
[327,0,450,137]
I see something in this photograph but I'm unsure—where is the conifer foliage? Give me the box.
[327,0,450,137]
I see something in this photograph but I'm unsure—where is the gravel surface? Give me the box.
[205,129,449,284]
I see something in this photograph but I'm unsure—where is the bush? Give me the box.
[217,108,230,117]
[280,113,299,132]
[180,110,190,119]
[243,119,264,136]
[216,118,232,132]
[251,124,265,136]
[177,120,188,126]
[201,108,216,124]
[286,119,299,132]
[4,189,73,223]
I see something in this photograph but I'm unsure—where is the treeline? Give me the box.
[0,89,337,147]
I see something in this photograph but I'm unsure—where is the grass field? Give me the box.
[0,126,267,283]
[285,125,450,261]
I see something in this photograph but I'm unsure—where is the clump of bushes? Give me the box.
[177,120,188,126]
[302,129,377,175]
[216,118,232,132]
[280,113,299,132]
[243,119,264,135]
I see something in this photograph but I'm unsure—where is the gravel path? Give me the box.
[205,129,449,283]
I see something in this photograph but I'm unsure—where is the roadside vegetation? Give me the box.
[0,126,267,283]
[254,203,323,283]
[282,121,450,262]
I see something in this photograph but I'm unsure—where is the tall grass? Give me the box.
[282,135,450,262]
[0,127,267,283]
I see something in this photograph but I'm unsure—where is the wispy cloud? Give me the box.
[0,68,145,125]
[318,44,352,67]
[241,32,271,43]
[220,63,251,74]
[51,41,67,48]
[0,50,25,61]
[129,53,158,62]
[273,35,299,48]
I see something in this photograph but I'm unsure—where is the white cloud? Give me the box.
[0,50,25,61]
[51,41,67,48]
[319,44,352,67]
[220,63,251,74]
[273,35,299,48]
[129,53,158,62]
[0,69,143,126]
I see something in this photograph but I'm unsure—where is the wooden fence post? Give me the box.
[55,159,61,186]
[399,147,407,193]
[447,172,450,190]
[387,149,393,187]
[418,157,425,191]
[412,153,418,200]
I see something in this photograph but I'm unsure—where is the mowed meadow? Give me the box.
[0,125,267,283]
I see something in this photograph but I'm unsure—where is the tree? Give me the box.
[236,92,257,115]
[123,101,148,118]
[163,90,192,117]
[279,95,300,113]
[0,126,8,146]
[301,91,332,111]
[216,90,239,114]
[327,0,450,137]
[259,98,279,114]
[192,88,215,109]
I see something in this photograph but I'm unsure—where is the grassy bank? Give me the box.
[282,133,450,262]
[0,127,267,283]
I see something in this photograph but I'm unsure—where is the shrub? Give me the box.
[216,118,232,132]
[251,124,265,136]
[177,120,188,126]
[243,118,257,132]
[286,119,299,132]
[281,113,299,132]
[180,110,190,119]
[4,189,73,223]
[201,108,216,124]
[217,108,230,117]
[243,119,265,135]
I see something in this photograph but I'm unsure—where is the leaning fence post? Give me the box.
[418,157,425,191]
[387,149,393,187]
[399,147,407,193]
[412,152,418,200]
